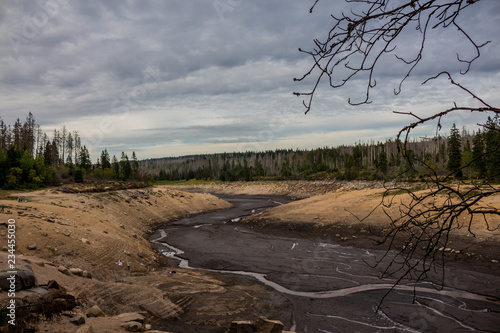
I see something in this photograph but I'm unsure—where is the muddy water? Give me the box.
[151,195,500,332]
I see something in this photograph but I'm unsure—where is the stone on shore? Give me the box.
[86,305,106,317]
[0,264,36,291]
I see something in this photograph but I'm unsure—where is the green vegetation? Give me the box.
[3,113,499,188]
[0,113,145,189]
[143,118,500,183]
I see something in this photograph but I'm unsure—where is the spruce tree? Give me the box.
[472,130,486,178]
[447,124,462,178]
[484,115,500,180]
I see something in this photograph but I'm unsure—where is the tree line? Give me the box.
[0,113,143,189]
[142,117,500,183]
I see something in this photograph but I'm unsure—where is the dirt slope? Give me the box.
[1,186,279,332]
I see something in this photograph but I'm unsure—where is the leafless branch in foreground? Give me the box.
[297,0,499,301]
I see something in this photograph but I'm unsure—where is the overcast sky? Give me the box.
[1,0,499,160]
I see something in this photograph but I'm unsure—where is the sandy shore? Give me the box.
[0,181,498,332]
[0,185,239,332]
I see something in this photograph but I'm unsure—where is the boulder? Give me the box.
[70,315,86,326]
[226,321,255,333]
[17,265,36,289]
[58,265,70,275]
[0,272,23,291]
[255,317,284,333]
[0,265,36,290]
[27,244,37,250]
[115,312,146,323]
[86,305,106,317]
[69,268,83,276]
[82,270,92,279]
[39,288,77,312]
[121,321,142,332]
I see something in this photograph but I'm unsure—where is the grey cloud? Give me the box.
[1,0,498,158]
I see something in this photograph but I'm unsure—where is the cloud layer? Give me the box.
[1,0,499,159]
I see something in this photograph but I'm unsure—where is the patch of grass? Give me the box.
[46,247,57,255]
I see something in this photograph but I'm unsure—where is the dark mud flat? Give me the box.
[151,195,500,332]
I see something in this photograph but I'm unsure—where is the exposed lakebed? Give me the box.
[151,195,500,332]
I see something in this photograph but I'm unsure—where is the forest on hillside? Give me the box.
[0,113,142,189]
[2,113,499,189]
[142,117,500,183]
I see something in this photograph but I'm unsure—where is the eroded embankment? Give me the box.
[0,186,241,332]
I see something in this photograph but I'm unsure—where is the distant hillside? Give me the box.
[140,118,500,182]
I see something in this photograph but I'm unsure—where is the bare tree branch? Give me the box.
[294,0,489,113]
[297,0,499,298]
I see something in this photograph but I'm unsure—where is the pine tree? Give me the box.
[131,151,139,179]
[80,146,92,170]
[472,130,486,178]
[120,152,132,180]
[100,149,111,169]
[484,115,500,180]
[447,124,462,178]
[112,155,119,178]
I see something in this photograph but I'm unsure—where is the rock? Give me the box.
[0,265,36,291]
[61,310,77,317]
[0,272,23,291]
[121,321,143,332]
[63,229,71,236]
[17,265,36,289]
[75,326,93,333]
[492,259,498,263]
[226,321,254,333]
[58,266,70,275]
[47,280,64,291]
[69,268,83,276]
[82,270,92,279]
[70,315,86,326]
[120,224,126,229]
[27,244,37,250]
[39,288,77,312]
[81,238,90,244]
[115,312,146,323]
[255,316,284,333]
[86,305,105,317]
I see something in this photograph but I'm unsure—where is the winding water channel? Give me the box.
[151,195,500,332]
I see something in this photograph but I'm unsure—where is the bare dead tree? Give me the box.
[296,0,500,294]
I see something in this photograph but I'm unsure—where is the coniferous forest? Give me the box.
[2,113,499,189]
[0,113,141,189]
[142,116,500,183]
